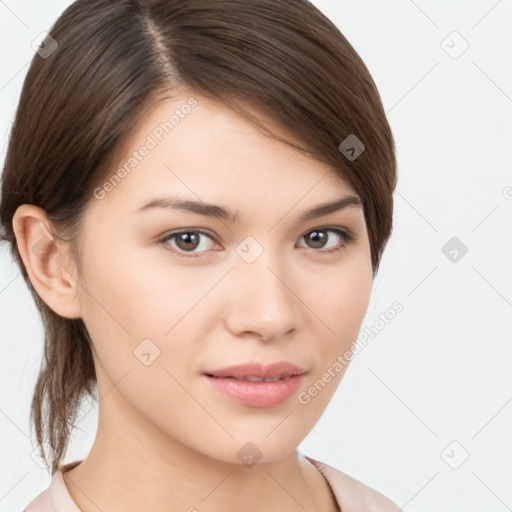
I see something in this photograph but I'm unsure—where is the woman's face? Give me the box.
[73,93,373,464]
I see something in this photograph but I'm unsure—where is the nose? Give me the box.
[224,248,299,342]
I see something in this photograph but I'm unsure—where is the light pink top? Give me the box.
[24,456,399,511]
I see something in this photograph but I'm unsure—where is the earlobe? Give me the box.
[12,204,82,319]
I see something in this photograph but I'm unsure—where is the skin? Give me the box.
[13,92,373,512]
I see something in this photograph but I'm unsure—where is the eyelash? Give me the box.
[157,226,356,259]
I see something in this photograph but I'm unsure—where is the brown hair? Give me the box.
[0,0,397,475]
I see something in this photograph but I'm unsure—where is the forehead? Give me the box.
[90,93,357,218]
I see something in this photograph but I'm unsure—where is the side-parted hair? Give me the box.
[0,0,397,474]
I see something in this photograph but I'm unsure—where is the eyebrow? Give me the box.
[133,195,362,224]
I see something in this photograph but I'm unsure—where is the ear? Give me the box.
[12,204,82,319]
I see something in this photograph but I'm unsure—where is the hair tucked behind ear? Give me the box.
[0,0,396,474]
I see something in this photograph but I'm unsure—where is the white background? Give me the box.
[1,1,511,511]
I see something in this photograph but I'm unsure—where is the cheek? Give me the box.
[306,255,373,347]
[289,260,372,424]
[76,242,216,382]
[76,246,208,422]
[79,241,195,335]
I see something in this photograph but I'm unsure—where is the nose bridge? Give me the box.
[226,237,297,338]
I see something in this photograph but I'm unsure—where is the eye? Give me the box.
[158,229,218,257]
[297,227,355,254]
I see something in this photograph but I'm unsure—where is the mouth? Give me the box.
[204,361,307,379]
[202,362,307,407]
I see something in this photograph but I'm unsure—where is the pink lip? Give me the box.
[203,362,307,408]
[205,362,306,379]
[204,374,305,407]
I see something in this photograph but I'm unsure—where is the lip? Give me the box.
[204,362,307,379]
[203,362,307,408]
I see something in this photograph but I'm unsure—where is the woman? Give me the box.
[1,0,399,510]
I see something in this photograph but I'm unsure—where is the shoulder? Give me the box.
[23,461,83,512]
[23,486,53,512]
[305,455,401,512]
